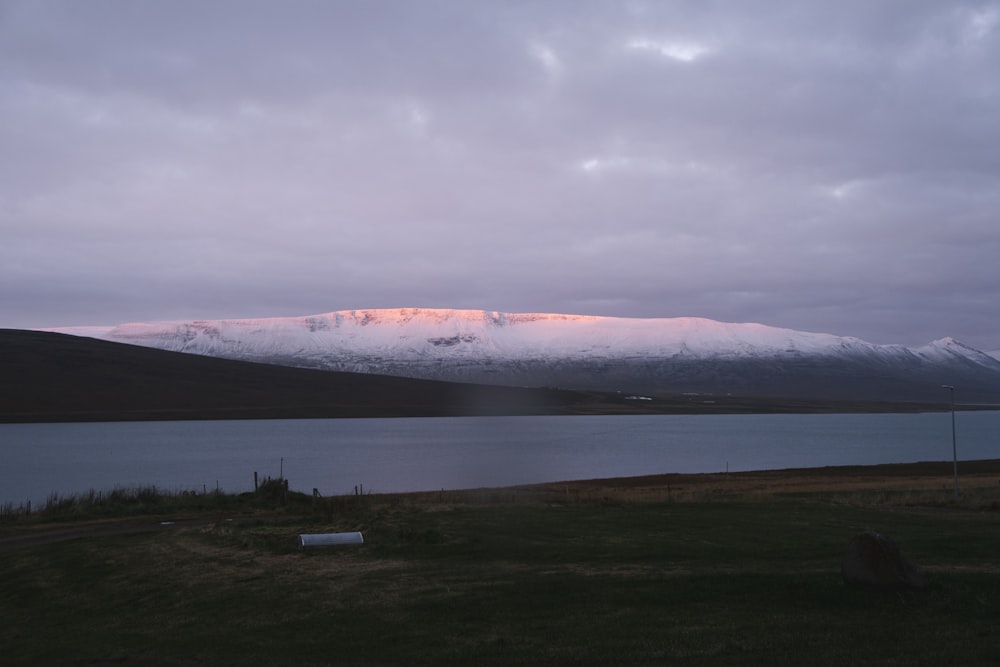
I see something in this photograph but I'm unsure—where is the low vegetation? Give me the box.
[2,463,1000,665]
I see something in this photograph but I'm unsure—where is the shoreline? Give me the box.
[4,458,1000,512]
[550,457,1000,484]
[5,463,998,505]
[443,458,1000,501]
[4,403,999,424]
[0,400,1000,424]
[3,458,998,550]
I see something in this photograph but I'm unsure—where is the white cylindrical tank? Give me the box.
[299,531,364,547]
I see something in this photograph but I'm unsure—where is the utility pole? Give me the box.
[942,385,958,499]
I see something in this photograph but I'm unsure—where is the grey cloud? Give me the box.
[1,0,998,350]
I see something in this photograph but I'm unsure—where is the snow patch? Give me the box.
[42,308,1000,384]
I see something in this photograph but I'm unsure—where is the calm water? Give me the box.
[1,412,997,506]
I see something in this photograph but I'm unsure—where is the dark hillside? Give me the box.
[0,330,611,422]
[0,330,958,422]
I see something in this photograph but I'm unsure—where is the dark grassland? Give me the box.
[2,463,1000,665]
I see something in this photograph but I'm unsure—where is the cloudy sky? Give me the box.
[2,1,998,349]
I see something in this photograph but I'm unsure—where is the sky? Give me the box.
[2,1,999,350]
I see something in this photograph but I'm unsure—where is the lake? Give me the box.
[1,412,997,506]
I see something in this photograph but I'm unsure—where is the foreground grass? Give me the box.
[2,473,999,665]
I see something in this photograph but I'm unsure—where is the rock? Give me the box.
[841,531,926,589]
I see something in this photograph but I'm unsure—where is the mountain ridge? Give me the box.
[45,308,1000,404]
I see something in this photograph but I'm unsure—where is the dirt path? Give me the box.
[0,518,216,551]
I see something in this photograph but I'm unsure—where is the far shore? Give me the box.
[4,400,998,424]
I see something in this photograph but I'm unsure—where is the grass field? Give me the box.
[2,463,999,666]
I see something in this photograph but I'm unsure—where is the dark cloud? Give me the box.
[2,0,998,350]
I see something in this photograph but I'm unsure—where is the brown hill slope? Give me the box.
[0,329,618,422]
[0,330,952,422]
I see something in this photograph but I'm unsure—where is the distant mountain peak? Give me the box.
[915,336,999,368]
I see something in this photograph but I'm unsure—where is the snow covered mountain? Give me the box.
[49,308,1000,404]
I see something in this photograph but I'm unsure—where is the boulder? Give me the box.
[841,531,925,589]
